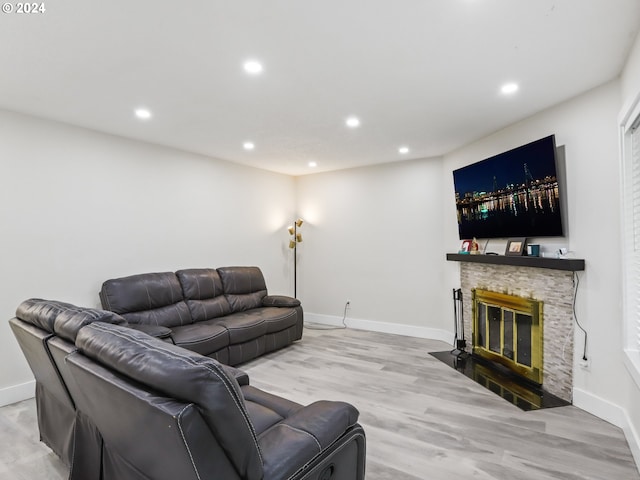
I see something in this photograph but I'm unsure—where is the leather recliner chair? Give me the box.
[10,298,253,480]
[66,322,366,480]
[9,298,128,477]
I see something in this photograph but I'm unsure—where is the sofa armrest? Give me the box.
[259,400,360,479]
[221,365,249,386]
[262,295,301,308]
[127,324,173,340]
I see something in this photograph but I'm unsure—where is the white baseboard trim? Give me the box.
[573,387,640,473]
[304,312,454,345]
[0,380,35,408]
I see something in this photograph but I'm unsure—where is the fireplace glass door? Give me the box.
[472,289,543,385]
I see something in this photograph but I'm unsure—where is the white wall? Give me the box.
[436,37,640,471]
[295,158,450,340]
[619,30,640,466]
[3,34,640,466]
[441,80,640,461]
[298,41,640,467]
[621,31,640,108]
[0,109,296,405]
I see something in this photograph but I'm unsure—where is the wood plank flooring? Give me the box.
[1,326,638,479]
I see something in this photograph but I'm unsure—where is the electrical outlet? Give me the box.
[579,358,590,370]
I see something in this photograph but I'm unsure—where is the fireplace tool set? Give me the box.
[452,288,468,359]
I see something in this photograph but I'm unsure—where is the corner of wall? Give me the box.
[573,387,640,473]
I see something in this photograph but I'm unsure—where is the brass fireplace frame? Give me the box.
[471,289,543,385]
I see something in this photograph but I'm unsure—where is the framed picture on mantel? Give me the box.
[505,238,527,256]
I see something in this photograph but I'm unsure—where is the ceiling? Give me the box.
[1,1,639,176]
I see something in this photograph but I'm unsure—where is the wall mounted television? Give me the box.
[453,135,564,240]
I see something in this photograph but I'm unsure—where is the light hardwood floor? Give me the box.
[1,327,638,479]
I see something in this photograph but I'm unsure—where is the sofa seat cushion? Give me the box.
[220,307,299,342]
[170,321,229,355]
[261,307,299,334]
[217,306,298,344]
[218,311,268,344]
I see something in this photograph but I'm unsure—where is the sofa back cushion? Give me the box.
[176,268,232,322]
[75,323,263,480]
[16,298,81,333]
[217,267,268,313]
[100,272,192,328]
[55,307,127,343]
[16,298,126,341]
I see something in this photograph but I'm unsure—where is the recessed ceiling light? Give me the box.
[243,141,255,150]
[243,60,263,75]
[134,108,152,120]
[345,116,360,128]
[501,83,519,95]
[308,161,317,168]
[398,146,410,154]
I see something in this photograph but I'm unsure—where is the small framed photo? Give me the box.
[459,239,472,253]
[505,237,527,256]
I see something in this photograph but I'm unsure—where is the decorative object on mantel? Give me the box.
[459,238,479,255]
[505,237,527,256]
[470,237,480,255]
[527,243,540,257]
[287,218,303,298]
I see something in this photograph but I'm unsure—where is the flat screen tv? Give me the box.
[453,135,564,239]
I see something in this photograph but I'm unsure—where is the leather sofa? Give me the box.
[10,298,366,479]
[9,299,128,475]
[68,322,366,479]
[99,266,303,365]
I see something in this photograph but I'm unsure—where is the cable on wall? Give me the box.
[572,271,588,360]
[305,302,348,330]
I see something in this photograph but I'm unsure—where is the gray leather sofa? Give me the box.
[10,298,366,480]
[99,266,303,365]
[69,322,366,479]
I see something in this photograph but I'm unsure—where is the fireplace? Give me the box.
[442,254,584,407]
[472,289,543,385]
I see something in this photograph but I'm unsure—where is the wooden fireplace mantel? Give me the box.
[446,253,585,272]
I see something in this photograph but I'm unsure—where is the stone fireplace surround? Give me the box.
[447,254,584,402]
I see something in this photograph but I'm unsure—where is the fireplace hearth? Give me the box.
[430,350,569,411]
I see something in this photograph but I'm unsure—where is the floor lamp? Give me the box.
[288,218,303,298]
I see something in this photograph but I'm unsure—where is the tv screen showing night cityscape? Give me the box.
[453,135,564,239]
